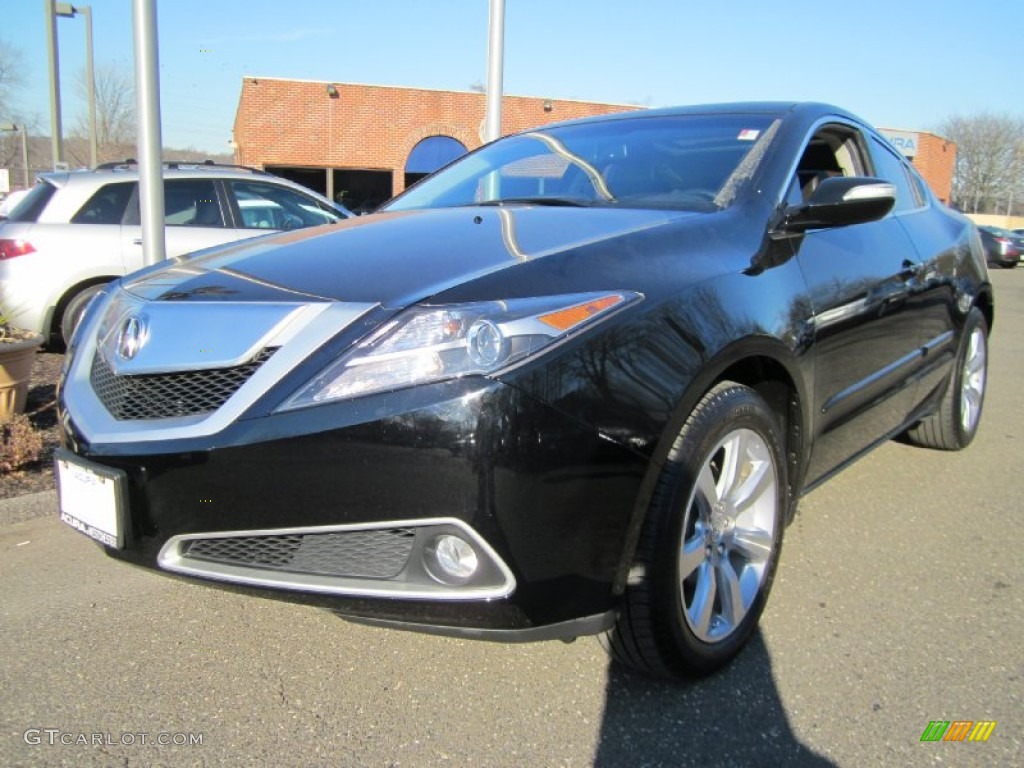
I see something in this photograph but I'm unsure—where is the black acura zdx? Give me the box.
[56,103,991,680]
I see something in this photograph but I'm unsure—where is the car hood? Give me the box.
[121,206,691,308]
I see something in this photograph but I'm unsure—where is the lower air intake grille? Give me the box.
[90,349,274,420]
[183,529,417,580]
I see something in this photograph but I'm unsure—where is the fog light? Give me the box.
[425,534,479,584]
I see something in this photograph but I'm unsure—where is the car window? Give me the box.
[386,114,778,212]
[905,164,930,207]
[5,180,57,223]
[869,137,920,213]
[228,181,343,230]
[164,179,224,227]
[71,182,135,225]
[789,124,868,203]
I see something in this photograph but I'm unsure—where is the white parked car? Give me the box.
[0,162,351,345]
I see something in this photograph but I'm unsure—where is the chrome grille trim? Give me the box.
[90,348,275,420]
[63,297,377,444]
[157,518,516,600]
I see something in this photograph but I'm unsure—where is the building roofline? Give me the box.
[239,75,641,109]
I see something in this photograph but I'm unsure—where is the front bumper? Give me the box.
[60,376,647,638]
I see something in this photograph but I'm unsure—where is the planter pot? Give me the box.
[0,332,45,422]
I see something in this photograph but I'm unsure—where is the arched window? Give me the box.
[405,136,467,187]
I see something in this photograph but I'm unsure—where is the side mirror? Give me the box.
[776,176,896,235]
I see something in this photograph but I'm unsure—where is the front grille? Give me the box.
[183,528,417,579]
[90,349,274,420]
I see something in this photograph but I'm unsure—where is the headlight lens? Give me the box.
[281,291,639,408]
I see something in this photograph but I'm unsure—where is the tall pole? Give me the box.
[132,0,166,265]
[20,128,30,187]
[483,0,505,144]
[44,0,64,168]
[83,6,98,167]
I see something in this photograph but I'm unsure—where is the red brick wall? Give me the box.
[232,78,638,196]
[910,133,955,204]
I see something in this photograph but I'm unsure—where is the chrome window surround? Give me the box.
[157,517,517,601]
[63,286,377,444]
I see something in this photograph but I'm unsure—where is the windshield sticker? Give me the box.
[737,129,761,141]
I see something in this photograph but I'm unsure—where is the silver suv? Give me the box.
[0,162,351,346]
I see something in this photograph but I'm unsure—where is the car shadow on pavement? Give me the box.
[593,630,836,767]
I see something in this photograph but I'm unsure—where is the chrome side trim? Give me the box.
[64,297,376,444]
[157,517,517,601]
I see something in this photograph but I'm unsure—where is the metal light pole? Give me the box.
[56,3,98,168]
[132,0,166,265]
[483,0,505,144]
[44,0,64,169]
[0,124,30,188]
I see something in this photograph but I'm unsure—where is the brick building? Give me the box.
[232,78,955,210]
[878,128,956,204]
[232,78,637,212]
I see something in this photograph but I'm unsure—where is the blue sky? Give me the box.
[4,0,1022,153]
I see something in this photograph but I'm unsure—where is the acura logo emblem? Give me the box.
[117,315,148,360]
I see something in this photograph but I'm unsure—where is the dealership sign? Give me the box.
[880,129,919,158]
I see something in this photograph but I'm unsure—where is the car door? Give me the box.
[62,179,135,282]
[864,134,960,418]
[791,123,927,485]
[120,178,241,272]
[222,179,345,242]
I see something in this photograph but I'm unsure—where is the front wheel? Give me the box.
[601,381,787,680]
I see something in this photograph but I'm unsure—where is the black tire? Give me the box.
[60,284,106,347]
[601,381,788,680]
[905,307,988,451]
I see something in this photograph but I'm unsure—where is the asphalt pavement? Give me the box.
[1,271,1021,767]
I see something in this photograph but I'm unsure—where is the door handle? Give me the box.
[133,239,143,246]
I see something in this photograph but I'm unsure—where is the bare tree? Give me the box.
[69,61,135,165]
[0,38,24,121]
[939,113,1024,215]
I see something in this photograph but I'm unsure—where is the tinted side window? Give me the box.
[869,138,919,213]
[906,165,930,206]
[165,179,223,227]
[790,124,869,203]
[228,181,342,230]
[71,182,135,224]
[6,181,57,223]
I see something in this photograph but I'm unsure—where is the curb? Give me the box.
[0,490,57,526]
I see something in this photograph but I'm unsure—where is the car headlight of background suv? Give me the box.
[281,291,641,408]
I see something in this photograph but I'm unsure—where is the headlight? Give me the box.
[281,291,640,408]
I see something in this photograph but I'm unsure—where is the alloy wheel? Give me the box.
[678,427,778,643]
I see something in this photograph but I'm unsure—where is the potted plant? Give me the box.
[0,307,45,422]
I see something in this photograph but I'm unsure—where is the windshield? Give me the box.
[385,113,778,213]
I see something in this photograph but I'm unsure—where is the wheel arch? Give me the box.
[51,276,117,347]
[613,338,809,595]
[973,286,994,334]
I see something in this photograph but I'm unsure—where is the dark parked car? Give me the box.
[57,102,992,681]
[978,225,1021,268]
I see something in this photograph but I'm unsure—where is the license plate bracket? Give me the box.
[55,447,128,549]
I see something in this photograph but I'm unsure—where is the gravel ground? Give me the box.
[1,351,62,499]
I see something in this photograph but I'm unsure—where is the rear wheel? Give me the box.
[60,283,106,347]
[602,381,787,680]
[905,307,988,450]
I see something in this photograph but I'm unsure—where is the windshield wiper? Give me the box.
[476,196,595,207]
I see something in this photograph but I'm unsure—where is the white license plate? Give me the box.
[55,449,127,549]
